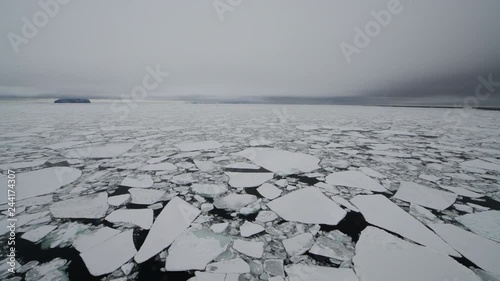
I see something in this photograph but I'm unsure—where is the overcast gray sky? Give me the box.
[1,0,499,104]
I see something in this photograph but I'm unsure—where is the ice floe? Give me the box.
[140,162,177,171]
[65,143,134,158]
[80,229,137,276]
[267,187,346,225]
[21,225,57,243]
[460,159,500,172]
[455,211,500,243]
[135,197,200,263]
[285,265,359,281]
[73,227,121,253]
[50,192,109,219]
[431,223,500,276]
[438,184,483,198]
[240,221,265,237]
[225,172,274,188]
[235,148,320,175]
[165,229,231,271]
[351,195,459,256]
[214,194,257,211]
[191,183,228,198]
[283,233,314,256]
[257,183,282,199]
[353,226,481,281]
[0,167,81,204]
[325,171,387,192]
[233,239,264,258]
[129,188,165,205]
[175,140,223,152]
[120,174,154,188]
[206,258,250,274]
[105,209,153,229]
[393,181,457,211]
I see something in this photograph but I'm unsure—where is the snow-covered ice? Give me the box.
[235,148,320,175]
[455,211,500,243]
[393,181,457,210]
[120,174,154,188]
[325,171,387,192]
[105,209,153,229]
[50,192,109,219]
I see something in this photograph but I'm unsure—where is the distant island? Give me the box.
[54,98,91,103]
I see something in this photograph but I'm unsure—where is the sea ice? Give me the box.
[309,236,354,261]
[282,233,314,256]
[213,194,257,211]
[285,265,359,281]
[0,159,47,170]
[0,167,81,204]
[165,229,231,271]
[438,184,483,198]
[50,192,109,219]
[80,230,137,276]
[105,209,153,229]
[206,258,250,274]
[108,194,131,206]
[460,159,500,172]
[135,197,200,263]
[140,162,177,171]
[225,172,274,188]
[175,140,223,152]
[325,171,387,192]
[351,195,459,256]
[393,181,457,211]
[240,221,265,237]
[430,223,500,276]
[73,227,121,252]
[128,188,165,205]
[267,187,346,225]
[257,183,282,199]
[455,211,500,243]
[233,239,264,258]
[191,183,228,198]
[65,143,134,158]
[234,148,320,175]
[353,226,481,281]
[21,225,57,243]
[120,175,154,188]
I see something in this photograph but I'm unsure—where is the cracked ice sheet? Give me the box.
[393,181,457,211]
[234,148,320,175]
[325,171,387,192]
[135,197,200,263]
[455,211,500,243]
[0,167,81,204]
[175,140,223,152]
[351,195,459,257]
[353,226,481,281]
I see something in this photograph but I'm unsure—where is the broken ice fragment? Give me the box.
[120,174,154,188]
[285,265,359,281]
[393,181,457,211]
[267,187,346,225]
[175,140,223,152]
[214,194,257,211]
[129,188,165,205]
[240,221,265,237]
[460,159,500,172]
[135,197,200,263]
[206,258,250,274]
[309,236,354,261]
[438,184,483,198]
[105,209,153,229]
[50,192,109,219]
[455,211,500,243]
[282,233,314,256]
[65,143,134,158]
[0,167,81,204]
[108,194,130,206]
[191,183,228,198]
[165,229,231,271]
[21,225,57,243]
[225,172,274,188]
[234,148,320,175]
[325,171,387,192]
[353,226,481,281]
[80,230,137,276]
[351,195,459,257]
[430,223,500,276]
[233,239,264,258]
[140,162,177,171]
[257,183,282,200]
[73,227,121,253]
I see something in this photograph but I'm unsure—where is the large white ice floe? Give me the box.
[105,209,153,229]
[430,223,500,276]
[358,167,386,179]
[73,227,121,253]
[120,174,154,188]
[350,195,459,256]
[175,140,223,152]
[135,197,200,263]
[0,167,81,204]
[194,160,218,172]
[128,188,165,205]
[50,192,109,219]
[233,239,264,258]
[353,226,481,281]
[325,171,387,192]
[206,258,250,273]
[165,229,231,271]
[80,229,137,276]
[225,172,274,188]
[65,143,134,158]
[239,221,265,237]
[191,183,228,198]
[267,187,346,225]
[460,159,500,172]
[285,265,359,281]
[257,183,282,200]
[455,211,500,243]
[234,148,320,175]
[282,233,314,256]
[0,159,47,170]
[140,162,177,171]
[21,225,57,243]
[438,184,483,198]
[393,181,457,211]
[213,194,257,211]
